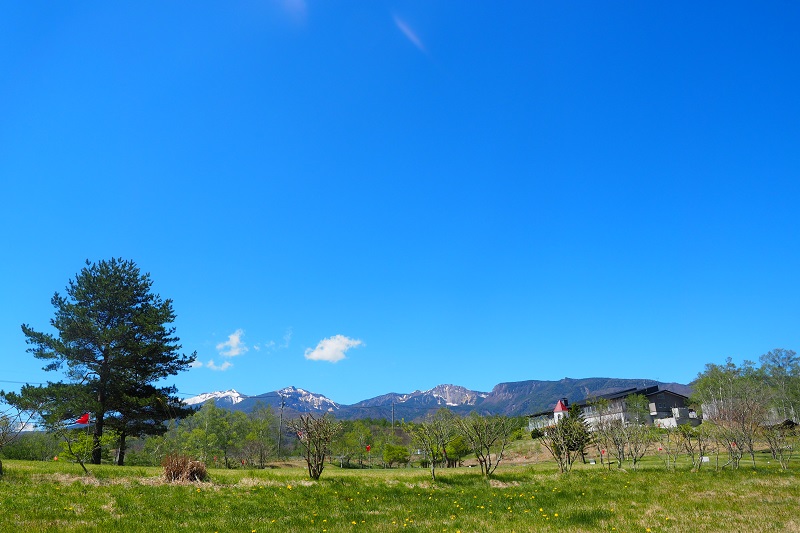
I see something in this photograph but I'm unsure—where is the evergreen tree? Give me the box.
[5,259,196,464]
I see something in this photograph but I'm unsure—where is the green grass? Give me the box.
[1,458,799,532]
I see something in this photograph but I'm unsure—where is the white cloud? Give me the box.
[216,329,249,357]
[304,334,364,363]
[394,15,425,52]
[206,359,233,372]
[282,328,293,349]
[189,360,204,369]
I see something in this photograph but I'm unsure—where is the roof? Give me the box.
[527,386,690,418]
[576,386,688,408]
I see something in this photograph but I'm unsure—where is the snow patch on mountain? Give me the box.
[280,386,339,411]
[428,384,488,406]
[184,389,244,406]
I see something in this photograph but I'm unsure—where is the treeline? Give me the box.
[535,348,799,473]
[1,402,527,477]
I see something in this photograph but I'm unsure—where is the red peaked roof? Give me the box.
[553,400,569,412]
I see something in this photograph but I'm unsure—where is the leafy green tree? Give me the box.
[760,348,800,423]
[178,402,225,464]
[58,428,119,474]
[6,259,196,465]
[0,431,60,462]
[382,442,410,467]
[444,435,471,467]
[243,403,277,468]
[352,421,374,467]
[692,358,768,468]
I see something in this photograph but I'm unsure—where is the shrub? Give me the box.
[161,454,208,482]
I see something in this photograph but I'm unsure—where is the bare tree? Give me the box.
[761,422,796,470]
[287,413,341,480]
[535,412,590,473]
[592,399,626,469]
[657,426,681,471]
[678,423,712,470]
[623,394,653,470]
[0,400,38,476]
[406,408,456,481]
[455,413,515,477]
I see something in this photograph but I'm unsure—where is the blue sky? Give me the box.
[1,1,798,405]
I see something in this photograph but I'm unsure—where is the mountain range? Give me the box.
[183,378,693,420]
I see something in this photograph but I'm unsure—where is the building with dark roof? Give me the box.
[528,386,698,432]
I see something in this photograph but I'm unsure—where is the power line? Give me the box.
[0,379,45,385]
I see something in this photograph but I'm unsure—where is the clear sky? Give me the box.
[1,1,798,405]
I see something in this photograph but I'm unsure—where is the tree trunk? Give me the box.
[0,458,3,477]
[92,412,104,465]
[117,431,127,466]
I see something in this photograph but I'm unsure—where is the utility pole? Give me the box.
[277,393,286,458]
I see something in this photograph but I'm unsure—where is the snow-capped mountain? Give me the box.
[353,384,488,409]
[426,384,488,406]
[278,386,339,412]
[181,378,692,419]
[184,389,245,407]
[182,386,340,414]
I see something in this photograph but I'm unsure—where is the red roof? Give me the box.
[553,400,569,412]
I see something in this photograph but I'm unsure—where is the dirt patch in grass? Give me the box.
[489,479,520,488]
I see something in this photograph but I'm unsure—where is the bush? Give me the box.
[161,454,208,482]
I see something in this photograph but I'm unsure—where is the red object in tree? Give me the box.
[75,413,90,425]
[366,445,371,452]
[601,449,606,455]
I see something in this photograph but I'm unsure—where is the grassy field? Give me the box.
[1,456,799,532]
